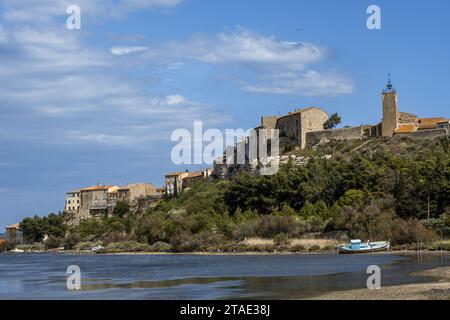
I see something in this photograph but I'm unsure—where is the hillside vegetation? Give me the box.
[12,135,450,253]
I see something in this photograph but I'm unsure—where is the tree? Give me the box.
[113,201,131,218]
[323,113,342,129]
[20,213,67,243]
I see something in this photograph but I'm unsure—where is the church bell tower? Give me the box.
[381,74,398,137]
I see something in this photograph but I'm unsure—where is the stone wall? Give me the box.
[306,126,365,148]
[261,116,278,129]
[395,128,448,138]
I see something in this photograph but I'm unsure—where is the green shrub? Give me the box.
[273,233,291,246]
[45,237,63,249]
[149,241,171,252]
[291,244,306,252]
[73,241,102,251]
[308,245,321,252]
[170,231,225,252]
[113,201,131,218]
[256,215,303,238]
[0,241,15,252]
[101,241,151,253]
[16,243,45,251]
[63,233,81,250]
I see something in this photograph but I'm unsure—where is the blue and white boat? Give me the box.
[337,239,390,254]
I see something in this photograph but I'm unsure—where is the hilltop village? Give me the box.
[3,78,449,246]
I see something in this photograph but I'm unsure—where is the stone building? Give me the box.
[165,172,190,197]
[381,76,448,137]
[212,76,448,179]
[213,107,330,179]
[76,185,119,222]
[117,183,158,202]
[437,120,450,130]
[165,169,213,196]
[261,107,329,149]
[5,223,23,245]
[183,168,213,189]
[65,182,162,225]
[65,189,81,213]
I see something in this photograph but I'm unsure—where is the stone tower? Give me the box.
[382,75,398,137]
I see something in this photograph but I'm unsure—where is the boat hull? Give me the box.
[337,241,390,254]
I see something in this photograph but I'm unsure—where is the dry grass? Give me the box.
[242,237,338,249]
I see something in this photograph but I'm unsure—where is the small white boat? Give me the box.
[11,248,25,253]
[337,239,390,254]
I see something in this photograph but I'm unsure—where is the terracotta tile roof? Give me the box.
[82,185,115,191]
[165,172,189,177]
[66,189,81,194]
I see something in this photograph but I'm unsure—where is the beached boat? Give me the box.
[337,239,390,254]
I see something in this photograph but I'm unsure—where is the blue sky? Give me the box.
[0,0,449,229]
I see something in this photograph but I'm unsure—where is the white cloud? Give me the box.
[0,15,231,148]
[115,29,353,97]
[73,133,134,146]
[111,46,149,56]
[132,29,327,71]
[243,70,355,96]
[1,0,184,23]
[190,30,327,70]
[165,94,189,105]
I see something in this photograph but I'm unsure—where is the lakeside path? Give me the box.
[306,266,450,300]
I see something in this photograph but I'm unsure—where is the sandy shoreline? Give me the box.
[306,267,450,300]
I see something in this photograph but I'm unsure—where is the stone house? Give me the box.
[65,189,81,214]
[5,223,23,245]
[273,107,329,149]
[116,183,158,203]
[77,185,119,221]
[165,172,190,197]
[165,169,213,196]
[65,182,162,225]
[182,169,213,189]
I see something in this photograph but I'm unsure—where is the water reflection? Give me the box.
[0,253,448,299]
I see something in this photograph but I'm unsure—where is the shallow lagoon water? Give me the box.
[0,252,448,299]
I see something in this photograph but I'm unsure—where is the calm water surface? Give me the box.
[0,252,448,299]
